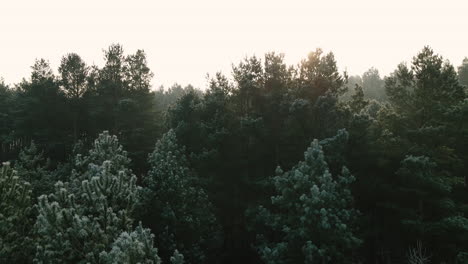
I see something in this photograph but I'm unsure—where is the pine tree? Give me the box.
[0,162,34,263]
[361,67,386,101]
[14,141,53,199]
[394,155,468,262]
[296,48,346,100]
[0,80,14,162]
[385,47,465,125]
[100,223,161,264]
[349,84,369,114]
[58,53,89,142]
[88,45,159,173]
[252,139,360,264]
[71,131,134,193]
[13,58,71,161]
[73,131,132,174]
[170,250,185,264]
[457,57,468,89]
[34,131,139,263]
[140,130,221,263]
[319,128,349,172]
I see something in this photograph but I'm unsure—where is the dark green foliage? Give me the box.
[457,57,468,89]
[12,59,71,161]
[0,80,14,161]
[349,84,368,114]
[140,130,221,263]
[154,83,200,127]
[251,137,360,264]
[0,44,159,174]
[295,48,347,99]
[34,132,139,263]
[58,53,89,142]
[362,67,386,101]
[170,250,185,264]
[394,156,468,260]
[386,46,465,124]
[14,141,53,199]
[1,45,467,263]
[85,45,159,173]
[100,223,162,264]
[0,162,34,263]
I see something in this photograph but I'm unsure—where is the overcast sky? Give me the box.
[1,0,467,89]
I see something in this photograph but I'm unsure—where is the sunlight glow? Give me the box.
[1,0,467,88]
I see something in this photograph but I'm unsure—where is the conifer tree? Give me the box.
[170,250,185,264]
[252,138,360,264]
[100,223,161,264]
[393,155,468,262]
[34,131,140,263]
[0,80,14,161]
[73,131,132,174]
[385,47,465,125]
[140,130,221,263]
[58,53,89,142]
[13,58,71,161]
[457,57,468,89]
[71,131,134,193]
[349,84,369,114]
[319,128,349,172]
[361,67,386,101]
[0,162,34,263]
[14,141,53,199]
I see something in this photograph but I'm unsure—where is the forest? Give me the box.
[1,44,468,264]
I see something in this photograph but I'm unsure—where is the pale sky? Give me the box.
[1,0,467,89]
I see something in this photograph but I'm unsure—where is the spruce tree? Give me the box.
[252,138,360,264]
[140,130,221,263]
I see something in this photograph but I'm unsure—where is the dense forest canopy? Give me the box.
[1,45,468,264]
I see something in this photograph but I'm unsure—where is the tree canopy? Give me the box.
[0,45,467,263]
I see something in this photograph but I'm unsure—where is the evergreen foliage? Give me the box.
[170,250,185,264]
[361,67,386,101]
[100,223,161,264]
[73,131,133,177]
[34,132,139,263]
[385,46,465,124]
[14,141,53,199]
[394,155,468,262]
[252,136,360,263]
[0,162,34,263]
[457,57,468,89]
[0,45,467,263]
[140,130,221,263]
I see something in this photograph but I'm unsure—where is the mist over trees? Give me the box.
[0,45,467,263]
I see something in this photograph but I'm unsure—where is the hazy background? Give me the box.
[1,0,467,89]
